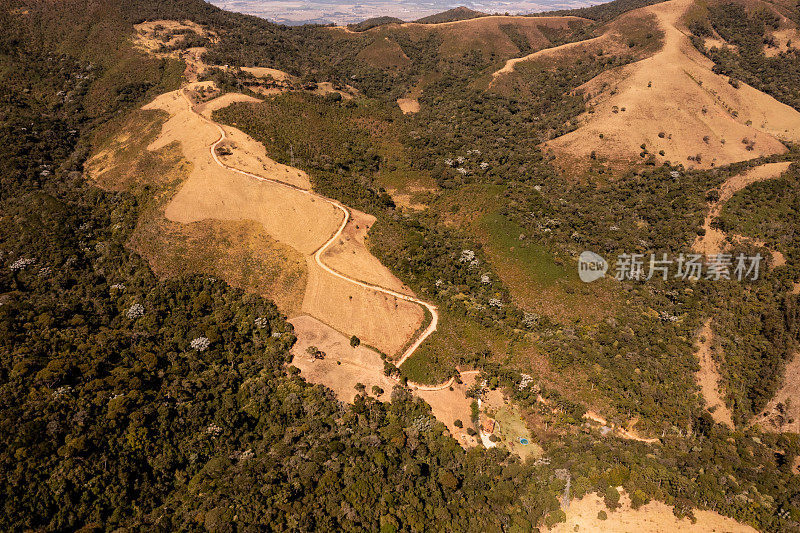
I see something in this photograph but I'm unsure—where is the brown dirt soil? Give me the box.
[289,315,399,403]
[754,351,800,432]
[764,23,800,57]
[291,315,478,447]
[301,255,423,357]
[396,98,421,114]
[416,371,480,448]
[694,319,734,428]
[542,0,800,170]
[693,162,791,257]
[549,490,757,532]
[322,210,413,293]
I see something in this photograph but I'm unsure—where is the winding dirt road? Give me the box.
[180,89,439,371]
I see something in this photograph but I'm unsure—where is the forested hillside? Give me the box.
[0,2,555,530]
[2,0,800,531]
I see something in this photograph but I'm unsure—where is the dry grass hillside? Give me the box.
[414,15,591,58]
[335,15,591,68]
[356,36,412,69]
[90,82,423,356]
[493,0,800,171]
[550,491,757,532]
[87,105,309,314]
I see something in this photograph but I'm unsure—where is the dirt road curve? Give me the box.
[180,89,439,370]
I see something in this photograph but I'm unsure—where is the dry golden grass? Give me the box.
[357,36,411,69]
[322,209,412,293]
[133,217,307,315]
[415,371,480,448]
[133,20,210,53]
[291,315,478,447]
[407,15,590,59]
[133,20,218,83]
[289,315,399,403]
[542,0,800,170]
[492,35,607,78]
[87,106,308,314]
[144,88,342,254]
[345,15,591,63]
[141,84,423,356]
[764,22,800,57]
[396,98,420,114]
[239,66,294,82]
[301,256,424,356]
[550,490,757,532]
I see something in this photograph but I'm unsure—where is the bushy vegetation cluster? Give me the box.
[415,7,486,24]
[713,164,800,421]
[690,3,800,111]
[347,16,404,32]
[405,53,637,190]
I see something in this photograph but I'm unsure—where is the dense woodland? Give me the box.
[2,0,800,530]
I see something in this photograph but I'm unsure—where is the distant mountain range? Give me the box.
[207,1,596,25]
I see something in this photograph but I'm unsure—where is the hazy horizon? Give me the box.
[207,0,599,25]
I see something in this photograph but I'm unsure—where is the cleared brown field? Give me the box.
[321,209,412,293]
[421,15,590,58]
[550,490,757,532]
[142,85,424,356]
[290,315,399,403]
[345,14,592,62]
[396,98,420,114]
[87,104,308,314]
